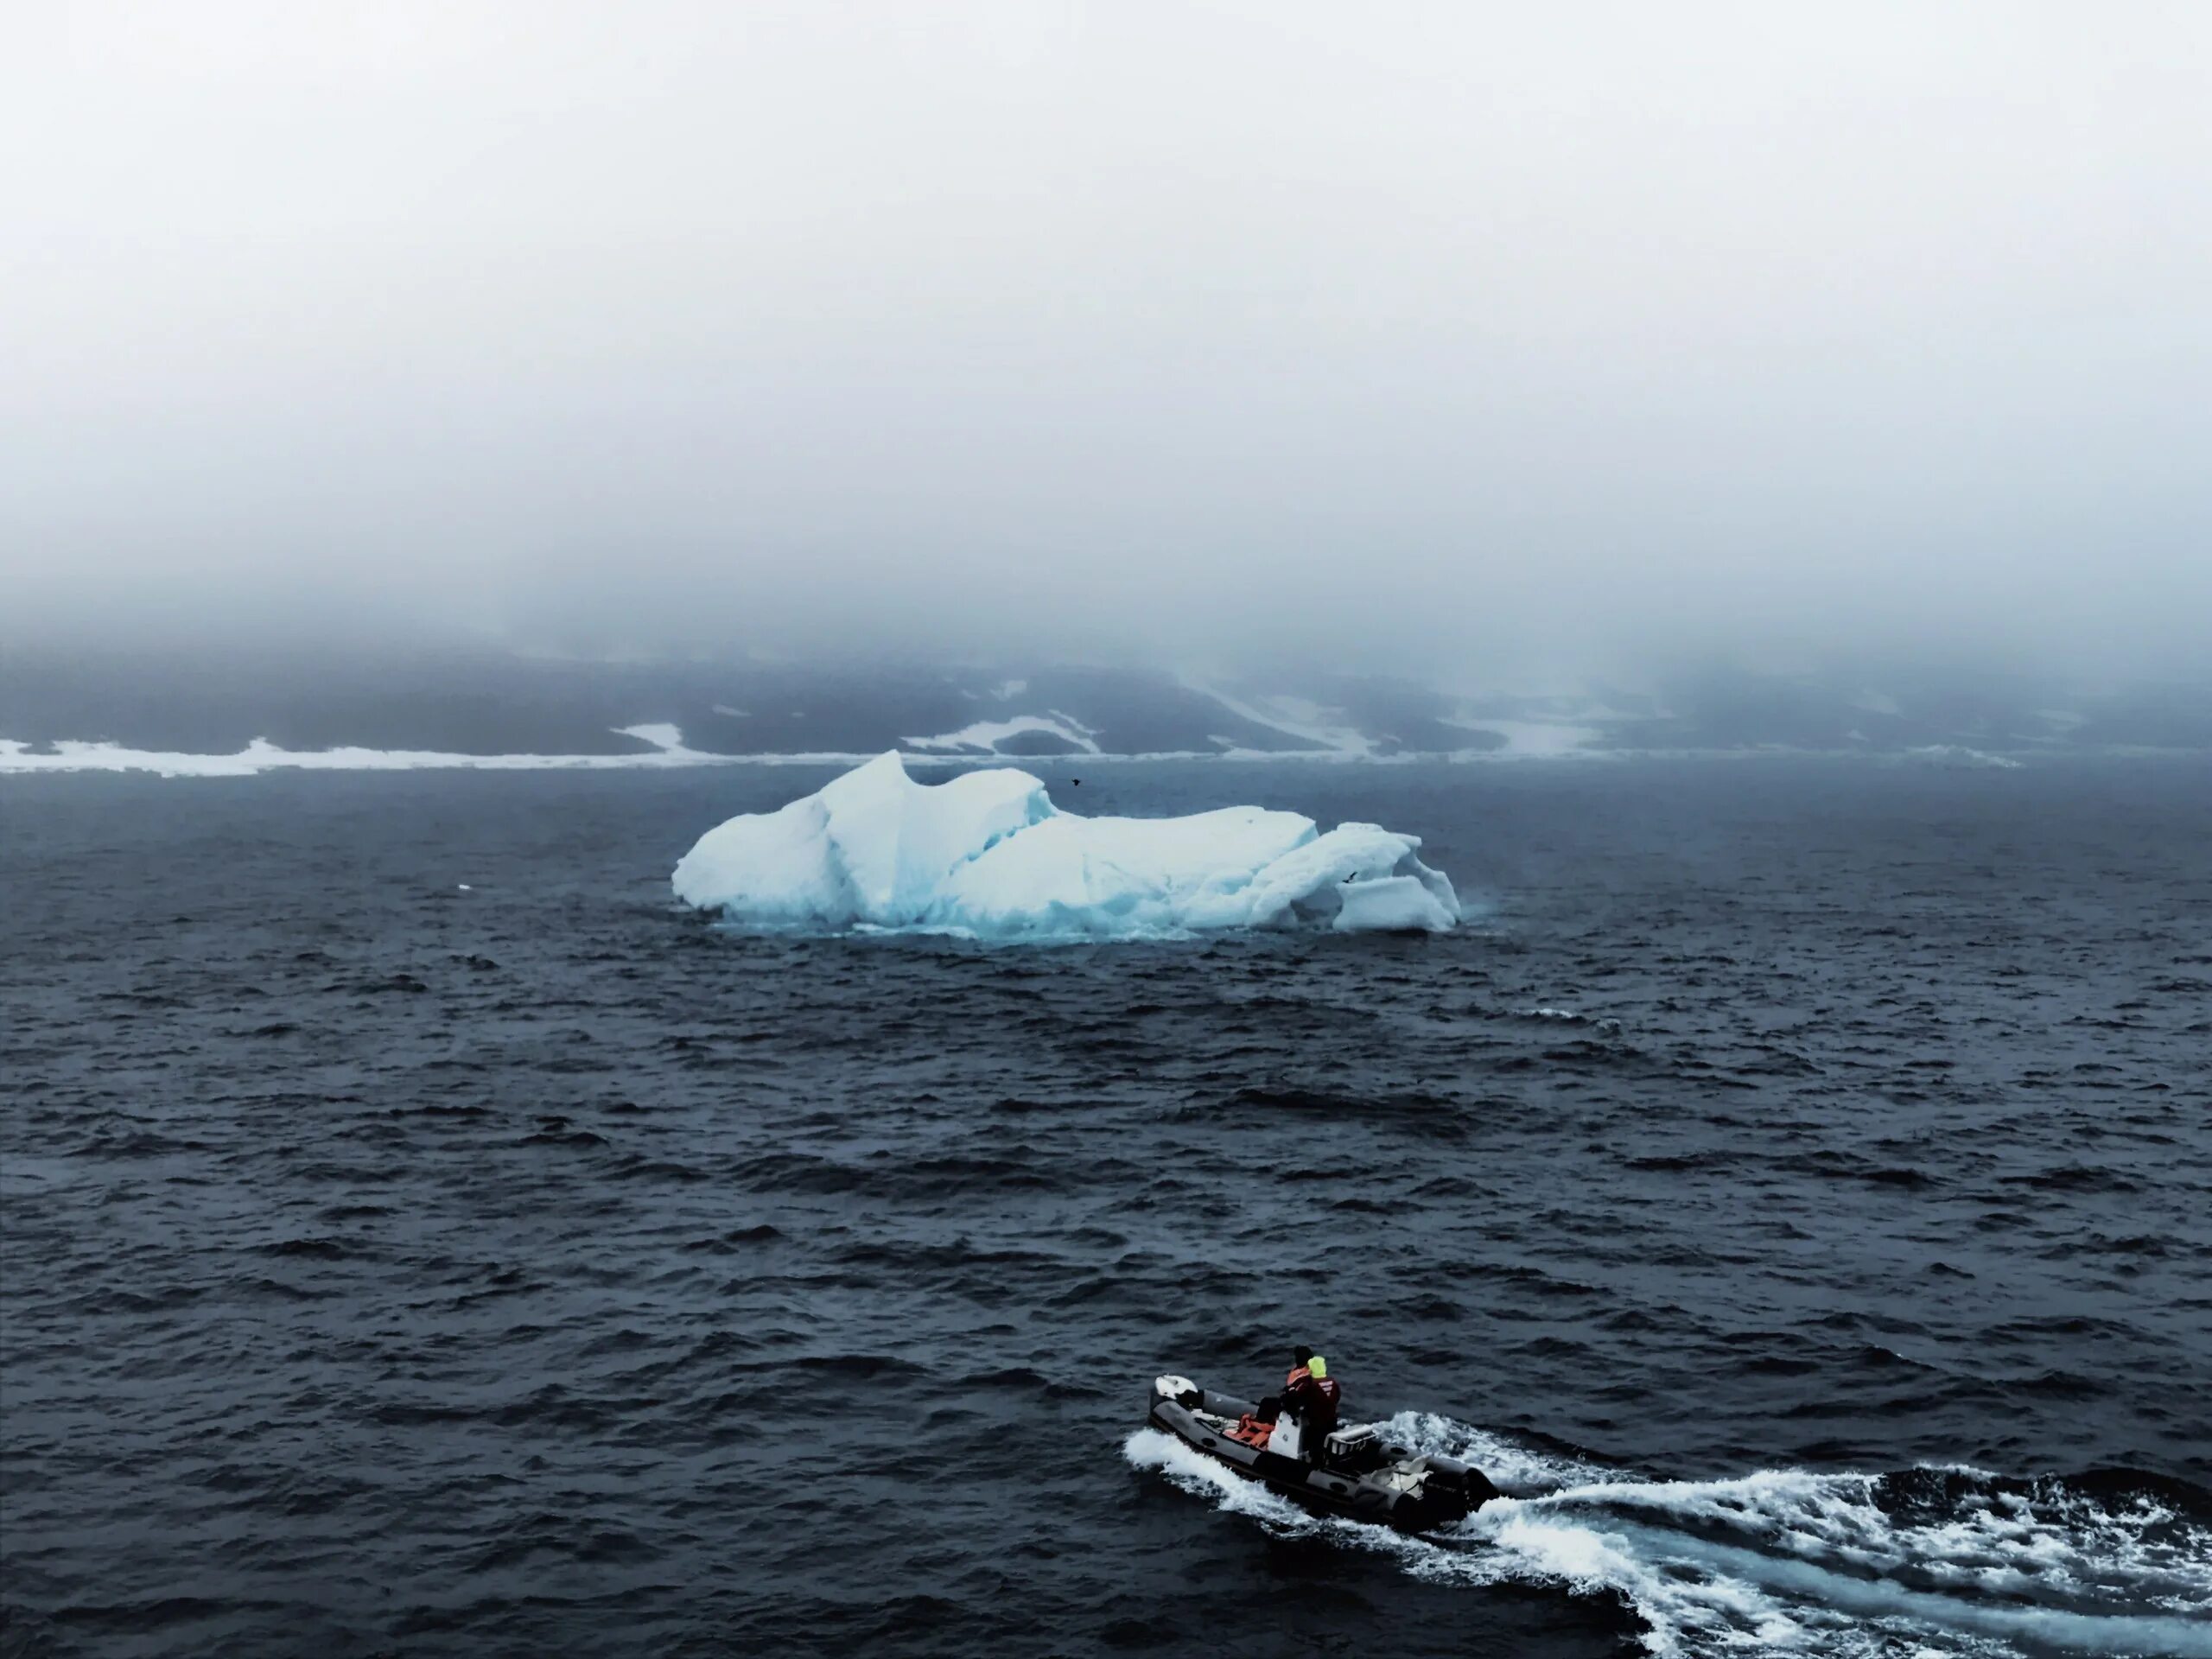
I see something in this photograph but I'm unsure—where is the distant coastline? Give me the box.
[5,733,2194,779]
[5,650,2206,773]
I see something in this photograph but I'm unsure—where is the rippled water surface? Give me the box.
[3,759,2209,1657]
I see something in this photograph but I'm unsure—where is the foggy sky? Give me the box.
[3,2,2207,683]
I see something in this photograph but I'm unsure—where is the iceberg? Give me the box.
[671,753,1460,938]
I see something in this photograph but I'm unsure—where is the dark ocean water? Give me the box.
[3,758,2209,1659]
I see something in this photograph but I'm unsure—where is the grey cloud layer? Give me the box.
[3,2,2207,677]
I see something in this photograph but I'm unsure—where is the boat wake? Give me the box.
[1125,1415,2212,1656]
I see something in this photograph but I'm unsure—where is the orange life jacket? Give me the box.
[1281,1365,1342,1437]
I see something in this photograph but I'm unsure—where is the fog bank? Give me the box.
[3,3,2207,681]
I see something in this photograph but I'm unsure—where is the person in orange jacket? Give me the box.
[1255,1345,1341,1460]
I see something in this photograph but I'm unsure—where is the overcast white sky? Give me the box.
[3,1,2206,678]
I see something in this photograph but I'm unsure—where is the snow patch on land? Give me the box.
[1904,746,2025,770]
[901,712,1102,754]
[0,726,724,778]
[1182,678,1375,755]
[1441,716,1605,757]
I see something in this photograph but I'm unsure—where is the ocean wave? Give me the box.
[1124,1419,2212,1656]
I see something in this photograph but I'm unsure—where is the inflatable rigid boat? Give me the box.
[1148,1373,1499,1531]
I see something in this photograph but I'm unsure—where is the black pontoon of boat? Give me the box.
[1147,1373,1500,1531]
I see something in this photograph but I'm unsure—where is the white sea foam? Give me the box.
[1369,1408,1617,1491]
[1124,1417,2212,1657]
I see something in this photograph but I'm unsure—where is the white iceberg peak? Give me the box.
[671,753,1459,938]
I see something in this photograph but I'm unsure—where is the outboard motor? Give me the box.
[1412,1454,1501,1524]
